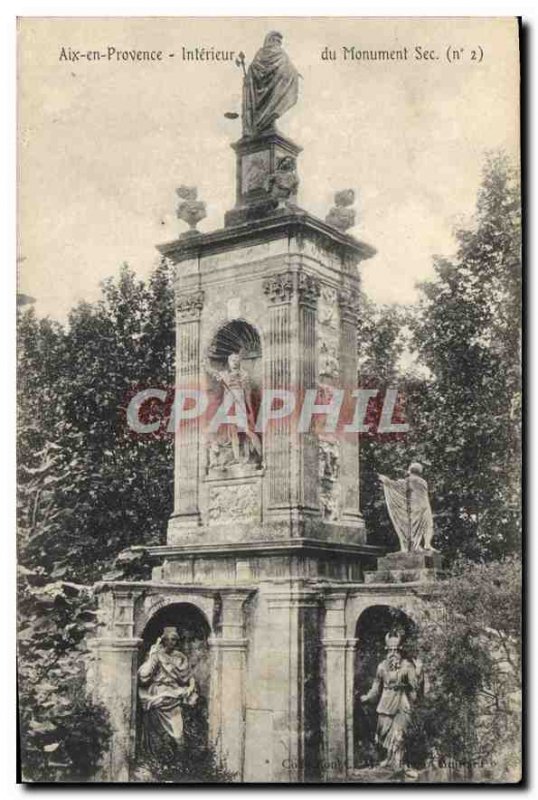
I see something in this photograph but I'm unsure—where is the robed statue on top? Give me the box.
[378,462,435,552]
[241,32,300,136]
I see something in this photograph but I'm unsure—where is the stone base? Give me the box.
[363,550,443,584]
[224,130,302,228]
[144,538,382,586]
[90,557,443,783]
[347,766,401,783]
[167,513,368,548]
[224,198,290,227]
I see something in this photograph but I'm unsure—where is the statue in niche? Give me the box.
[241,31,300,137]
[138,627,198,765]
[360,631,422,774]
[205,353,262,470]
[378,462,435,552]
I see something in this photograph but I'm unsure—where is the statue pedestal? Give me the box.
[364,550,444,584]
[225,131,302,227]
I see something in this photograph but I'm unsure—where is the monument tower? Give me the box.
[91,32,441,783]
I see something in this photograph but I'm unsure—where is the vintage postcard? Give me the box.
[17,17,522,784]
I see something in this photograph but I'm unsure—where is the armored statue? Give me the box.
[205,353,262,467]
[138,628,198,763]
[360,632,421,772]
[378,462,435,552]
[242,32,300,137]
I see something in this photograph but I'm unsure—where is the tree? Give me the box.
[18,259,175,583]
[357,294,427,549]
[17,258,176,780]
[410,153,521,561]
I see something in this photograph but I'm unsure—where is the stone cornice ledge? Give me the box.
[132,538,384,559]
[93,581,256,595]
[157,210,377,265]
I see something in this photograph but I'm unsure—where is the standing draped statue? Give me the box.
[242,31,299,136]
[378,462,435,552]
[138,628,198,764]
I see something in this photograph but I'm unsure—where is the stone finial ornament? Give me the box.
[325,188,356,233]
[176,185,207,236]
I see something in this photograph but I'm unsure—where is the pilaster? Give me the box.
[90,637,142,782]
[262,270,321,530]
[338,287,363,527]
[321,593,350,780]
[244,584,321,782]
[169,289,204,536]
[209,593,248,779]
[263,272,294,516]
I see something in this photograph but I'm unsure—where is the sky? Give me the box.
[18,17,520,321]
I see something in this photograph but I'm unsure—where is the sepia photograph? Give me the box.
[16,15,522,784]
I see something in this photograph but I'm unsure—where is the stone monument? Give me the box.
[89,34,443,783]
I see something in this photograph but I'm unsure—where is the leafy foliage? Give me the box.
[18,258,175,582]
[359,153,521,562]
[409,153,521,561]
[136,722,237,784]
[357,295,427,549]
[17,258,176,781]
[17,569,112,781]
[406,557,521,780]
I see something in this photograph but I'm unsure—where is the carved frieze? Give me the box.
[318,286,338,329]
[176,290,205,322]
[318,284,340,381]
[208,483,260,524]
[319,438,341,521]
[242,151,271,194]
[338,288,359,324]
[319,339,340,380]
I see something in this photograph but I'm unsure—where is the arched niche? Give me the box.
[205,318,263,473]
[136,602,212,768]
[353,604,417,769]
[207,318,262,365]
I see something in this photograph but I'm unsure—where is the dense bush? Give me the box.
[17,569,112,781]
[406,557,521,781]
